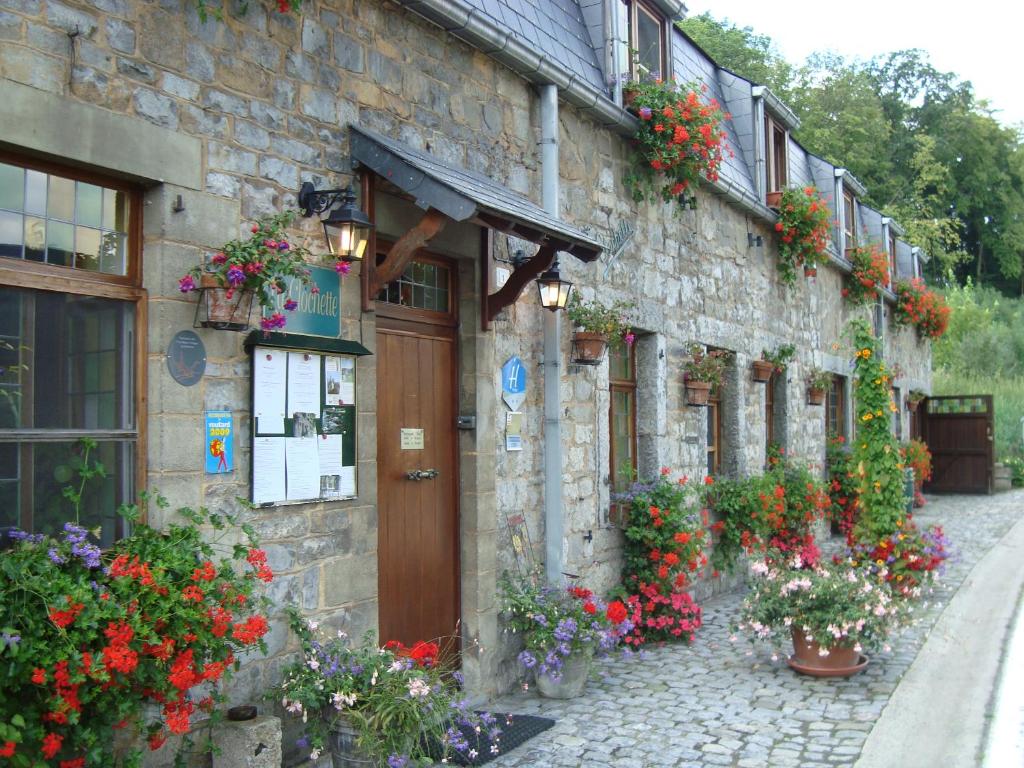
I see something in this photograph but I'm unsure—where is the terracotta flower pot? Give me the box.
[571,331,609,365]
[199,273,253,330]
[788,627,868,678]
[807,386,826,406]
[752,359,775,383]
[766,191,783,209]
[804,265,817,278]
[685,379,713,406]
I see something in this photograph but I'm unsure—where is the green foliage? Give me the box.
[806,368,832,391]
[683,344,732,386]
[565,294,633,340]
[849,320,906,541]
[773,187,832,284]
[825,434,858,538]
[761,344,795,372]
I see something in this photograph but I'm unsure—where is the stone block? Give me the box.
[298,83,338,124]
[270,135,319,165]
[250,100,287,131]
[70,66,107,101]
[208,141,257,175]
[182,105,229,139]
[133,87,178,129]
[322,553,377,606]
[333,32,364,72]
[300,17,327,56]
[206,171,241,199]
[151,414,204,473]
[46,1,99,37]
[212,715,282,768]
[104,18,134,52]
[117,56,156,82]
[203,87,250,117]
[185,41,215,82]
[143,185,240,247]
[0,44,64,94]
[259,156,298,189]
[162,72,199,100]
[234,119,270,151]
[138,9,185,69]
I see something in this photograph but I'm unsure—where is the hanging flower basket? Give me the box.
[804,265,817,279]
[807,386,826,406]
[685,379,713,406]
[751,359,775,383]
[571,331,609,365]
[195,273,255,331]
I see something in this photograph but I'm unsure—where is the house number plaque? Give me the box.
[400,428,424,450]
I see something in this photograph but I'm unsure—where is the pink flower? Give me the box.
[260,312,287,330]
[638,106,652,120]
[212,252,227,264]
[178,275,196,293]
[284,299,298,311]
[624,331,636,346]
[335,260,352,275]
[226,265,246,286]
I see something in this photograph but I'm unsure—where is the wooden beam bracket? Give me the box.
[484,245,556,324]
[368,208,448,297]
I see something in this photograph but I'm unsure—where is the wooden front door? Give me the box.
[922,395,994,494]
[376,257,460,649]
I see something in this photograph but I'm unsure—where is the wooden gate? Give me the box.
[921,395,994,494]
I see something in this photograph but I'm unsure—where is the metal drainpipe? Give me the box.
[539,83,564,587]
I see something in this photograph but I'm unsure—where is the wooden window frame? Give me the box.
[0,151,147,532]
[707,385,722,477]
[625,0,667,83]
[373,244,458,329]
[893,386,903,441]
[609,341,638,495]
[843,190,857,252]
[826,374,846,440]
[764,115,788,195]
[888,232,897,287]
[765,372,775,452]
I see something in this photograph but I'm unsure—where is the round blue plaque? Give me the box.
[166,330,207,386]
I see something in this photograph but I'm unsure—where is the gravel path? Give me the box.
[483,491,1024,768]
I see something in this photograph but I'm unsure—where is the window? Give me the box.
[843,190,856,253]
[765,371,775,451]
[707,385,722,477]
[826,374,846,439]
[0,156,142,544]
[376,257,451,314]
[893,386,903,440]
[765,116,788,196]
[617,1,666,83]
[873,297,885,340]
[888,231,897,288]
[609,341,637,494]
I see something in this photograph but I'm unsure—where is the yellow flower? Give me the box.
[890,403,898,412]
[898,534,905,541]
[883,445,891,454]
[862,413,873,421]
[875,409,884,417]
[876,559,884,566]
[861,348,872,358]
[874,378,882,385]
[896,575,904,582]
[896,519,903,528]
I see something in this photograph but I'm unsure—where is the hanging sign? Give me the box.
[501,356,526,411]
[205,410,233,473]
[263,265,341,338]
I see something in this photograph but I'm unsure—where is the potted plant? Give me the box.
[806,368,831,405]
[754,344,795,382]
[622,79,729,210]
[500,572,628,699]
[683,343,731,406]
[773,187,832,286]
[0,443,274,764]
[178,210,319,331]
[566,294,634,365]
[842,244,891,305]
[278,612,495,766]
[893,278,951,340]
[766,190,783,209]
[735,553,911,677]
[906,390,926,413]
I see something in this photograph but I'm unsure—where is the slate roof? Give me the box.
[463,0,606,91]
[350,125,603,260]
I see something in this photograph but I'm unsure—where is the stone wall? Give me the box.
[0,0,935,739]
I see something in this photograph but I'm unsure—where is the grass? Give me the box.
[932,371,1024,460]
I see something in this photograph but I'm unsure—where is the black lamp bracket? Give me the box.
[298,182,351,218]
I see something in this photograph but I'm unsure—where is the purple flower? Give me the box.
[277,241,290,251]
[553,617,577,643]
[178,275,197,293]
[284,298,298,311]
[638,106,652,120]
[387,755,409,768]
[226,265,246,286]
[47,548,66,565]
[1,632,20,649]
[260,312,288,331]
[517,650,536,669]
[335,260,352,275]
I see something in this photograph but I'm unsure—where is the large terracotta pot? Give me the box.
[535,652,592,699]
[199,273,253,329]
[571,331,609,365]
[766,191,783,209]
[788,627,867,677]
[685,380,713,407]
[807,386,826,406]
[752,360,775,383]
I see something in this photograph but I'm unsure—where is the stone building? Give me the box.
[0,0,931,746]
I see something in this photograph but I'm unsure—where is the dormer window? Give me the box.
[843,190,857,256]
[888,231,897,288]
[617,1,667,82]
[765,115,788,203]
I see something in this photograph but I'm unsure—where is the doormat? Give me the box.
[432,712,555,766]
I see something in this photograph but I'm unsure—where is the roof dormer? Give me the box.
[752,87,799,208]
[835,168,867,257]
[598,0,685,104]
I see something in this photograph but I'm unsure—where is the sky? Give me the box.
[684,0,1024,129]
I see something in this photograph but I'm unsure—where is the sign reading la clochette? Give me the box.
[263,265,341,337]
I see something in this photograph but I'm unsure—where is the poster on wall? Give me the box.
[205,410,233,473]
[251,345,357,505]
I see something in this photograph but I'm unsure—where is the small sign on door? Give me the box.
[400,428,424,450]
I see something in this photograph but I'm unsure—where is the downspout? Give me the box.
[539,84,564,586]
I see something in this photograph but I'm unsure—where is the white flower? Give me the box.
[408,679,430,697]
[469,750,478,759]
[307,620,319,631]
[285,699,303,715]
[310,748,321,760]
[490,746,500,755]
[818,647,830,657]
[332,691,357,709]
[308,659,320,670]
[371,670,378,686]
[389,661,405,672]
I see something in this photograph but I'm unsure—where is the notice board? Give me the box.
[250,344,357,505]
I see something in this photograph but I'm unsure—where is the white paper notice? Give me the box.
[286,437,321,500]
[317,434,344,476]
[339,466,356,497]
[253,349,287,434]
[252,437,286,504]
[287,352,321,415]
[339,357,355,404]
[324,356,343,406]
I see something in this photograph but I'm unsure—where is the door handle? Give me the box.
[405,468,439,481]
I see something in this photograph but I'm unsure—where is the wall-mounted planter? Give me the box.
[807,386,826,406]
[752,360,775,383]
[196,274,253,331]
[804,265,817,278]
[570,332,608,366]
[766,191,783,209]
[685,380,713,406]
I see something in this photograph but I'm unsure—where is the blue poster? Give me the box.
[501,356,526,410]
[205,410,233,474]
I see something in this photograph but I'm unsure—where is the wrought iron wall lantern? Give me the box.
[298,182,373,261]
[536,260,573,311]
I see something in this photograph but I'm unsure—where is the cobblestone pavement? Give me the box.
[485,491,1024,768]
